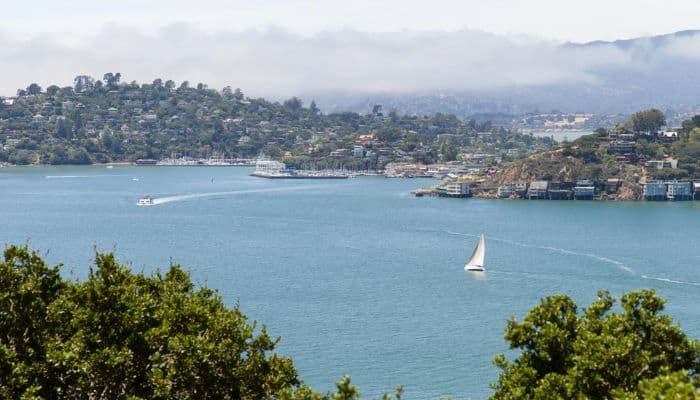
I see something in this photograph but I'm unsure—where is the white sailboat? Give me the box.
[464,234,485,272]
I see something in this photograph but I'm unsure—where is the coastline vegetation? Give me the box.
[1,245,697,398]
[0,74,553,168]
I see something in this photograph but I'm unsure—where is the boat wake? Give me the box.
[430,228,634,274]
[422,228,700,288]
[148,185,320,206]
[640,275,700,287]
[45,174,126,179]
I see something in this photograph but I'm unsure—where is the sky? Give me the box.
[1,0,700,96]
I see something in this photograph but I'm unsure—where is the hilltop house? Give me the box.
[645,159,678,170]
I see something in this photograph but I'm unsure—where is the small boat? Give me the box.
[464,234,485,272]
[137,196,154,206]
[106,165,114,169]
[132,177,140,181]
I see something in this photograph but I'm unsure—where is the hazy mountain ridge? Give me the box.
[310,30,700,118]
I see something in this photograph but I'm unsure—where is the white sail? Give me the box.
[465,234,485,271]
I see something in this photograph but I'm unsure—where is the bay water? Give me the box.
[1,166,699,399]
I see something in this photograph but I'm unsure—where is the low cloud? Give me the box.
[0,25,697,97]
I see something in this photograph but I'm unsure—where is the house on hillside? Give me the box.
[608,141,636,153]
[659,131,678,143]
[645,159,677,170]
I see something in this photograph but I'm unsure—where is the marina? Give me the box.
[250,159,351,179]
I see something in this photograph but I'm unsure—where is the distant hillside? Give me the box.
[0,75,553,165]
[312,30,700,117]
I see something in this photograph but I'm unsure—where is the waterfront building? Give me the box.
[666,181,692,201]
[548,190,572,200]
[439,182,471,198]
[497,185,513,198]
[254,159,286,174]
[643,181,667,201]
[574,180,595,200]
[604,178,621,193]
[527,181,548,200]
[513,182,528,198]
[547,182,572,200]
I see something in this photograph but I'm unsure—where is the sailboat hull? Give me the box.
[465,265,485,272]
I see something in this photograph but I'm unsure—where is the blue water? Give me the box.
[1,166,699,399]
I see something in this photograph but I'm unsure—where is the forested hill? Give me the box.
[0,73,553,166]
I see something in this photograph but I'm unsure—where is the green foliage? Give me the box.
[690,127,700,142]
[629,109,666,134]
[635,139,665,159]
[0,245,303,399]
[693,115,700,127]
[614,369,700,399]
[651,168,689,180]
[490,290,700,400]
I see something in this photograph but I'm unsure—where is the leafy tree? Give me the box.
[310,100,320,116]
[693,115,700,127]
[26,83,42,95]
[73,75,95,93]
[0,245,64,398]
[690,128,700,142]
[615,369,700,399]
[103,72,122,89]
[222,86,234,99]
[490,290,700,399]
[0,245,303,399]
[233,88,245,101]
[284,97,303,112]
[46,85,61,97]
[629,109,666,135]
[56,118,72,140]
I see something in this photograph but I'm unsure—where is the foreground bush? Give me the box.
[0,245,305,399]
[491,290,700,399]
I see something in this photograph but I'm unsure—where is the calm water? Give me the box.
[1,166,699,399]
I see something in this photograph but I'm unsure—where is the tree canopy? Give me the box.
[628,108,666,134]
[0,245,304,399]
[490,290,700,399]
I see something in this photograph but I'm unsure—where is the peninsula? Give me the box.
[419,110,700,201]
